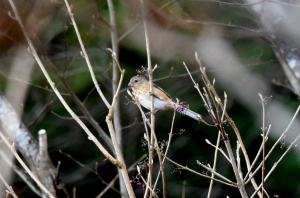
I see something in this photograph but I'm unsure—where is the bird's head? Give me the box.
[128,75,148,90]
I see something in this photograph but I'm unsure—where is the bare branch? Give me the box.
[244,125,271,181]
[0,151,42,196]
[196,160,235,184]
[0,172,18,198]
[163,154,238,188]
[250,132,300,198]
[246,104,300,184]
[205,139,230,163]
[96,154,147,198]
[174,14,260,33]
[8,0,120,168]
[139,0,167,197]
[258,93,267,198]
[194,53,261,197]
[0,130,54,198]
[106,68,136,197]
[63,0,111,108]
[207,132,221,198]
[153,110,176,191]
[0,70,69,96]
[118,0,176,42]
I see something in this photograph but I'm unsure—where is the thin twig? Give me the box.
[205,139,230,163]
[64,0,110,108]
[163,154,237,188]
[59,150,120,194]
[243,125,271,181]
[250,132,300,198]
[0,172,18,198]
[118,0,177,42]
[196,160,235,184]
[111,70,125,108]
[182,180,186,198]
[236,141,242,179]
[174,15,261,33]
[96,154,147,198]
[127,91,155,198]
[27,100,53,128]
[0,130,54,198]
[33,35,115,152]
[258,94,266,198]
[154,69,199,82]
[207,132,221,198]
[207,91,227,196]
[107,10,123,198]
[58,78,115,152]
[207,91,227,197]
[50,111,86,120]
[246,104,300,184]
[223,135,248,197]
[91,0,111,27]
[183,62,208,106]
[194,53,260,197]
[139,0,167,197]
[185,59,248,197]
[0,70,70,96]
[122,118,143,130]
[83,87,95,104]
[8,0,119,168]
[153,110,176,191]
[0,151,42,196]
[106,70,136,198]
[139,175,159,198]
[221,92,227,121]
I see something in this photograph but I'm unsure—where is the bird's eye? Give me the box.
[134,80,138,82]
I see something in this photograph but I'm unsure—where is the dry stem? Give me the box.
[106,69,136,198]
[207,132,221,198]
[0,130,54,198]
[163,154,237,188]
[246,104,300,184]
[259,93,266,198]
[8,0,121,171]
[0,172,18,198]
[153,111,176,191]
[196,160,235,184]
[183,59,248,197]
[250,131,300,198]
[63,0,110,108]
[139,0,167,197]
[194,53,260,197]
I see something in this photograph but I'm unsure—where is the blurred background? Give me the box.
[0,0,300,197]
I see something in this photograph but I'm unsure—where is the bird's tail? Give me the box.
[175,104,202,121]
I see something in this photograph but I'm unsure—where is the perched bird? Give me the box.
[128,75,202,121]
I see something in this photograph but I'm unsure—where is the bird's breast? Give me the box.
[138,94,172,111]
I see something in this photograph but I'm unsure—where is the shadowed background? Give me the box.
[0,0,300,197]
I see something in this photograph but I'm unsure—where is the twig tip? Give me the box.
[38,129,46,135]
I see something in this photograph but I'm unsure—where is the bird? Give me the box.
[128,75,202,121]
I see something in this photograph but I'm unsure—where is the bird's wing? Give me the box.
[152,83,174,102]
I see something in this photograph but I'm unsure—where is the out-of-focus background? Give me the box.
[0,0,300,197]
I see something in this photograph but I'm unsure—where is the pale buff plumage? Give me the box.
[128,75,202,121]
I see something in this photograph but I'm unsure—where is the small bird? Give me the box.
[128,75,202,121]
